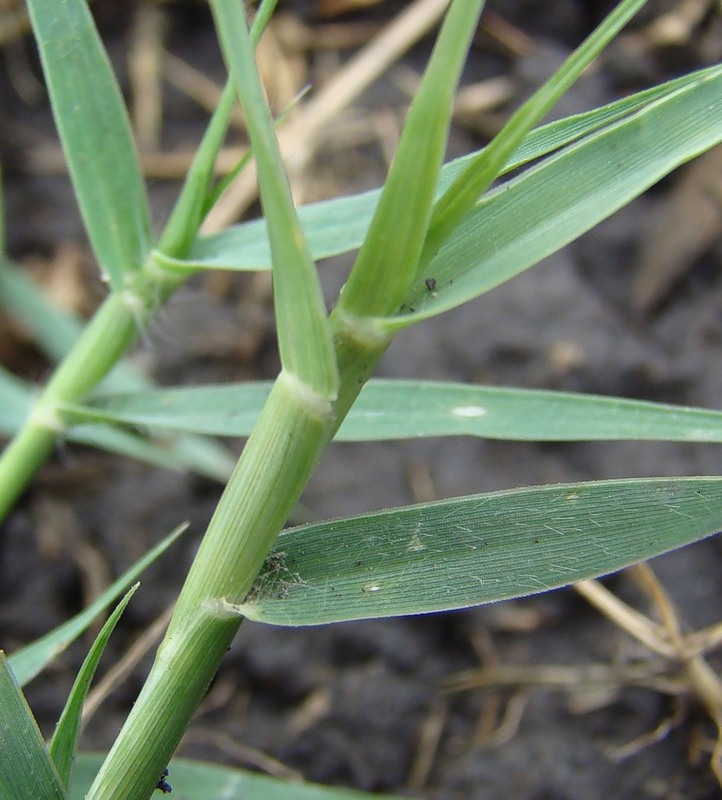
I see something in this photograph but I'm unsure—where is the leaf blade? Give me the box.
[63,379,722,445]
[240,478,722,625]
[0,260,234,481]
[49,586,138,789]
[387,64,722,327]
[335,0,486,318]
[8,524,186,687]
[418,0,647,269]
[26,0,152,289]
[0,366,34,435]
[156,0,279,259]
[0,654,67,800]
[70,754,405,800]
[184,68,710,273]
[210,0,337,397]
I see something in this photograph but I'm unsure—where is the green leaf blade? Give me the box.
[27,0,151,289]
[419,0,647,267]
[157,1,279,259]
[335,0,486,319]
[184,67,711,275]
[49,586,138,789]
[387,64,722,328]
[240,478,722,625]
[0,654,67,800]
[8,524,186,687]
[0,366,33,435]
[66,380,722,445]
[0,260,234,481]
[70,754,404,800]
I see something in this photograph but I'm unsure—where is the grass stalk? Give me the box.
[0,2,281,524]
[84,371,336,800]
[84,321,398,800]
[0,266,184,522]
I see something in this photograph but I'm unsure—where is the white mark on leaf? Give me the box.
[407,532,426,552]
[452,405,487,418]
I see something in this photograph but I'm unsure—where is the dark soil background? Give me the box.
[2,1,722,798]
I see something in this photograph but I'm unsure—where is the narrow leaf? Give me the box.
[49,586,138,789]
[184,67,706,273]
[419,0,646,269]
[0,366,232,481]
[63,380,722,445]
[210,0,337,397]
[74,425,232,481]
[0,366,33,435]
[336,0,486,319]
[0,653,66,800]
[157,0,279,258]
[240,478,722,625]
[386,64,722,328]
[26,0,151,289]
[0,261,116,375]
[70,754,404,800]
[157,78,238,259]
[8,524,186,687]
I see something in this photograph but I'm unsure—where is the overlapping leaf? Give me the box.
[417,0,646,274]
[211,0,337,397]
[183,67,718,274]
[388,64,722,328]
[334,0,485,318]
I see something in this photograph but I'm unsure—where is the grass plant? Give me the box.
[2,0,722,797]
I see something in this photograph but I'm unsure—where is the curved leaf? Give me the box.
[8,524,186,687]
[240,478,722,625]
[49,586,138,788]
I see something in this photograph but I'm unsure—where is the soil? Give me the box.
[2,2,722,799]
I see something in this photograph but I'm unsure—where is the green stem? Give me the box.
[0,266,183,522]
[84,307,394,800]
[85,371,336,800]
[75,0,479,791]
[0,425,57,522]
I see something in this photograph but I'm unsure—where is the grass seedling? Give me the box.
[2,1,722,797]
